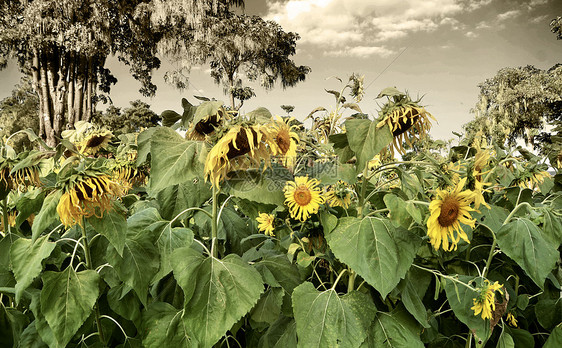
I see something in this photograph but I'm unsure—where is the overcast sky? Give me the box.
[1,0,562,140]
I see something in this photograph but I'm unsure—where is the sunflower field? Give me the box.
[0,79,561,348]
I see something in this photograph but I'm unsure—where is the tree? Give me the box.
[0,0,243,146]
[0,79,40,151]
[92,100,159,136]
[182,14,311,109]
[551,16,562,40]
[464,65,562,147]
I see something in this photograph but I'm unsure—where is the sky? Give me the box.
[1,0,562,141]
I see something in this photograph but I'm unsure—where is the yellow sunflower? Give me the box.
[10,166,42,189]
[256,213,275,236]
[78,129,113,155]
[186,111,225,140]
[471,147,492,210]
[518,168,550,190]
[325,180,353,209]
[113,165,147,192]
[506,312,518,327]
[56,174,123,228]
[268,117,299,168]
[471,280,503,320]
[204,124,270,188]
[426,177,476,251]
[284,176,325,221]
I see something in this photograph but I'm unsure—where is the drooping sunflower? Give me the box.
[186,108,227,140]
[506,312,518,327]
[56,174,123,228]
[256,213,275,236]
[471,280,503,320]
[0,209,16,232]
[268,117,299,168]
[426,177,476,251]
[284,176,325,221]
[517,165,550,190]
[204,124,270,188]
[376,87,436,156]
[470,146,492,210]
[325,180,353,209]
[77,129,113,155]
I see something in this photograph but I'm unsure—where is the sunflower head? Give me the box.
[268,117,299,168]
[256,213,275,236]
[284,176,325,221]
[426,177,476,251]
[78,129,113,155]
[56,173,123,228]
[325,180,353,209]
[204,124,270,188]
[376,88,436,156]
[471,280,503,320]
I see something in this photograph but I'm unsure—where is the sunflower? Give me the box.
[471,147,492,210]
[256,213,275,236]
[77,129,113,155]
[268,117,299,168]
[56,174,123,228]
[325,180,353,209]
[376,88,436,156]
[204,124,270,188]
[518,167,550,189]
[284,176,325,221]
[426,177,476,251]
[113,165,147,192]
[10,166,42,189]
[186,111,225,140]
[506,312,518,327]
[471,280,503,320]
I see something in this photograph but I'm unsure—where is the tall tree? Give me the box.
[0,79,40,151]
[0,0,243,146]
[92,100,159,136]
[551,16,562,40]
[464,65,562,147]
[181,14,311,109]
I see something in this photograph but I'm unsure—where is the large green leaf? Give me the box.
[152,226,194,283]
[142,302,196,348]
[106,208,163,305]
[497,331,515,348]
[258,316,297,348]
[544,326,562,348]
[10,236,55,304]
[32,190,62,243]
[148,127,205,193]
[254,255,302,294]
[171,246,264,347]
[0,234,17,288]
[326,217,419,298]
[88,208,127,257]
[250,287,284,325]
[399,276,430,328]
[136,127,157,165]
[371,311,424,348]
[18,321,48,348]
[154,179,211,220]
[0,304,29,348]
[496,218,558,289]
[443,275,491,342]
[292,282,376,348]
[541,208,562,248]
[40,268,99,348]
[225,168,288,206]
[192,100,224,125]
[15,189,44,228]
[344,119,393,172]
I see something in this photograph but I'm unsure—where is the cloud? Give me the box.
[265,0,491,58]
[327,45,395,58]
[497,10,521,22]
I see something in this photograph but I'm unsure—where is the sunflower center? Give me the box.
[437,196,460,227]
[293,185,312,206]
[85,135,107,148]
[276,130,291,154]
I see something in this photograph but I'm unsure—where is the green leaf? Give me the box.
[474,205,509,233]
[319,210,338,236]
[87,208,127,257]
[254,255,302,294]
[443,275,490,342]
[326,217,419,298]
[28,290,57,348]
[15,189,44,228]
[32,191,63,243]
[371,311,424,348]
[148,127,206,193]
[192,101,224,125]
[171,247,264,347]
[258,316,297,348]
[40,268,100,348]
[160,110,182,127]
[0,234,17,288]
[250,287,284,324]
[142,302,196,347]
[154,179,211,220]
[10,236,55,304]
[344,119,393,172]
[496,218,558,289]
[18,321,49,348]
[384,194,412,228]
[0,304,29,348]
[153,226,194,283]
[292,282,376,348]
[541,208,562,248]
[544,326,562,348]
[399,277,430,328]
[225,168,288,206]
[504,327,534,348]
[497,331,515,348]
[107,284,141,325]
[136,127,157,165]
[329,133,354,164]
[247,107,273,124]
[106,208,163,305]
[534,299,562,330]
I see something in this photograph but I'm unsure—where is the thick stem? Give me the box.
[357,164,369,218]
[211,186,219,258]
[2,198,9,235]
[81,221,105,344]
[347,269,356,292]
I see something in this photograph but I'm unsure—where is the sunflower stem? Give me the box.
[211,186,219,258]
[1,197,9,235]
[347,269,356,293]
[357,164,369,218]
[331,269,347,290]
[80,220,105,344]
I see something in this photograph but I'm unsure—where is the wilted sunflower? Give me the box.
[325,180,353,209]
[268,117,299,168]
[284,176,325,221]
[426,177,476,251]
[56,174,123,228]
[471,280,503,320]
[186,110,226,140]
[506,312,518,327]
[204,124,270,188]
[10,166,42,189]
[0,210,16,232]
[113,165,147,192]
[78,129,113,155]
[470,146,492,210]
[518,165,550,189]
[256,213,275,236]
[376,88,436,155]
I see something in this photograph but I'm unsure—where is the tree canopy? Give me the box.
[0,79,40,151]
[92,100,159,136]
[551,16,562,40]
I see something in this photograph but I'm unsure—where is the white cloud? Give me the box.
[531,14,550,23]
[497,10,521,22]
[328,46,395,58]
[465,31,479,38]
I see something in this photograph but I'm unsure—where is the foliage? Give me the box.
[92,100,159,136]
[551,16,562,40]
[0,80,39,151]
[0,82,560,348]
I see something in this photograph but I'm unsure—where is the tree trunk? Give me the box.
[228,76,235,110]
[39,52,56,147]
[67,53,75,128]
